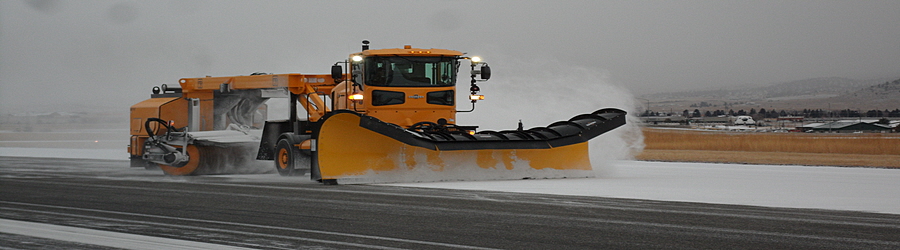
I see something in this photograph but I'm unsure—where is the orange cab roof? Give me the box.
[358,45,464,57]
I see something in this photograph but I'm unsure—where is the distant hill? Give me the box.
[640,77,899,113]
[833,78,900,110]
[644,77,885,100]
[856,78,900,96]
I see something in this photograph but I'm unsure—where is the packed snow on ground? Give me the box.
[389,160,900,215]
[0,147,125,160]
[2,147,898,214]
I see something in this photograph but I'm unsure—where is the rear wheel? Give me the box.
[275,138,307,176]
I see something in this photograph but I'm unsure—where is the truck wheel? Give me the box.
[275,138,301,176]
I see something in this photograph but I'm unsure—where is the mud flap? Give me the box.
[315,109,626,184]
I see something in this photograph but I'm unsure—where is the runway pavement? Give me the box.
[2,156,899,249]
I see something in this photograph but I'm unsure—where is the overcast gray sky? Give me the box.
[2,0,899,114]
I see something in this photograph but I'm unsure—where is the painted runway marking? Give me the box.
[3,199,900,248]
[0,218,255,250]
[0,201,498,250]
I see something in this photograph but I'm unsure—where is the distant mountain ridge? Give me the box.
[640,77,900,111]
[857,78,900,95]
[644,77,890,100]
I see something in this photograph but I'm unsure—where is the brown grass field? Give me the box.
[636,128,900,168]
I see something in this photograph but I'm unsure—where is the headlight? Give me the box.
[352,55,363,62]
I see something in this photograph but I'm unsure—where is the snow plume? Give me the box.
[590,115,645,176]
[190,142,274,175]
[188,129,274,175]
[455,58,644,176]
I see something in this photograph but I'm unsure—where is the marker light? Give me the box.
[470,56,482,63]
[468,130,476,135]
[349,93,364,100]
[469,95,485,101]
[352,55,363,62]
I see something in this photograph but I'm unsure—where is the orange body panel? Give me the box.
[179,73,337,93]
[363,86,457,127]
[129,97,187,136]
[357,47,464,57]
[128,97,187,156]
[178,74,338,123]
[331,81,364,111]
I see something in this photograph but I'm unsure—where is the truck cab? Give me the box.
[331,43,488,128]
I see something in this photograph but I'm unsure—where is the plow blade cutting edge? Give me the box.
[314,108,627,184]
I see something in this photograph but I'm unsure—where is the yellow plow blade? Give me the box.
[314,109,626,184]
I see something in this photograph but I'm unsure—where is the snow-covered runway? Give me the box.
[390,160,900,214]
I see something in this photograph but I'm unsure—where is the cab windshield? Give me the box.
[365,56,457,87]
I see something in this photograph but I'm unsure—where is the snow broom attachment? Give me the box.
[140,119,272,175]
[313,108,627,184]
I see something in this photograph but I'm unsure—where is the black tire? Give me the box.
[275,138,301,176]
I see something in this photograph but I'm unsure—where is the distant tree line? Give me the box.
[642,108,900,118]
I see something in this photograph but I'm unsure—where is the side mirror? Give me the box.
[331,65,343,80]
[480,65,491,80]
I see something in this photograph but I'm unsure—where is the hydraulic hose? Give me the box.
[144,117,173,155]
[145,117,185,139]
[143,117,190,166]
[144,117,172,139]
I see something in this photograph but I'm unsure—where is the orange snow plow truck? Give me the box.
[128,41,627,184]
